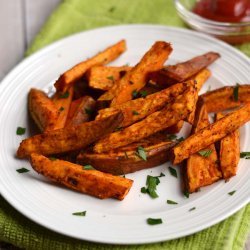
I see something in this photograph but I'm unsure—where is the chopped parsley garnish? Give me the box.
[83,165,94,170]
[114,126,123,131]
[177,137,184,142]
[183,190,190,198]
[132,110,139,115]
[72,211,86,216]
[198,149,213,157]
[85,108,94,115]
[189,207,196,211]
[141,174,165,199]
[168,166,177,178]
[16,168,29,173]
[137,146,147,161]
[140,90,148,98]
[16,127,26,135]
[124,152,129,159]
[132,90,138,99]
[147,218,162,225]
[49,157,57,161]
[157,172,165,177]
[59,91,69,99]
[107,75,114,81]
[59,106,64,112]
[240,152,250,158]
[166,134,177,140]
[167,199,178,205]
[228,190,236,196]
[233,83,240,101]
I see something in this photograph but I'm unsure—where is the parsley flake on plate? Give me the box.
[16,168,29,173]
[168,166,177,178]
[147,218,162,225]
[16,127,26,135]
[72,211,86,216]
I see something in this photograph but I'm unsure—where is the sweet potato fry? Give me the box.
[87,66,131,91]
[201,84,250,113]
[54,40,126,92]
[165,121,184,134]
[77,132,176,175]
[17,112,123,158]
[216,113,240,180]
[30,154,133,200]
[185,99,222,193]
[28,89,59,132]
[66,97,84,122]
[148,52,219,88]
[94,85,197,153]
[51,87,74,130]
[98,41,173,106]
[171,103,250,165]
[66,96,96,126]
[96,80,195,127]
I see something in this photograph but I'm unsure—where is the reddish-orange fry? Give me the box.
[66,97,84,123]
[51,87,74,130]
[216,112,240,180]
[30,154,133,200]
[86,66,131,91]
[54,40,126,92]
[94,85,197,153]
[17,112,123,158]
[28,88,59,132]
[171,103,250,165]
[185,99,222,193]
[201,84,250,113]
[98,41,173,106]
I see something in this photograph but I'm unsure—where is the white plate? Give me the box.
[0,25,249,244]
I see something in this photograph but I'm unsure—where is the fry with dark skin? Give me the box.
[201,84,250,113]
[28,88,59,132]
[98,41,173,106]
[17,112,123,158]
[86,66,131,91]
[216,112,240,180]
[171,103,250,165]
[185,99,222,193]
[77,132,176,175]
[30,154,133,200]
[66,96,96,126]
[94,85,197,153]
[54,40,126,92]
[148,52,219,88]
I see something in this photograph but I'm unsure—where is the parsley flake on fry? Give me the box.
[198,149,213,157]
[83,165,94,170]
[137,146,147,161]
[59,91,69,99]
[233,83,239,101]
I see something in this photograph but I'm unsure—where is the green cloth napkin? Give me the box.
[1,0,249,249]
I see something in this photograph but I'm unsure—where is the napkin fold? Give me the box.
[1,0,249,249]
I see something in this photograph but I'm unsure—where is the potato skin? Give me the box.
[30,154,133,200]
[185,99,222,193]
[77,135,176,175]
[201,84,250,113]
[28,88,59,132]
[171,103,250,165]
[94,85,197,153]
[216,113,240,180]
[148,52,219,88]
[55,40,126,92]
[17,112,123,158]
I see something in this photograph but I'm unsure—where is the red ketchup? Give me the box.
[193,0,250,22]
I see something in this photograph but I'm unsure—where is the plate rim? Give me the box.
[0,24,249,245]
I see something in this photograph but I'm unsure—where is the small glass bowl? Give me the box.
[174,0,250,44]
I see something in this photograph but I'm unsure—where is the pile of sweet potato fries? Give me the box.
[17,40,250,200]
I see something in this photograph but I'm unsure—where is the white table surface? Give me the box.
[0,1,249,249]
